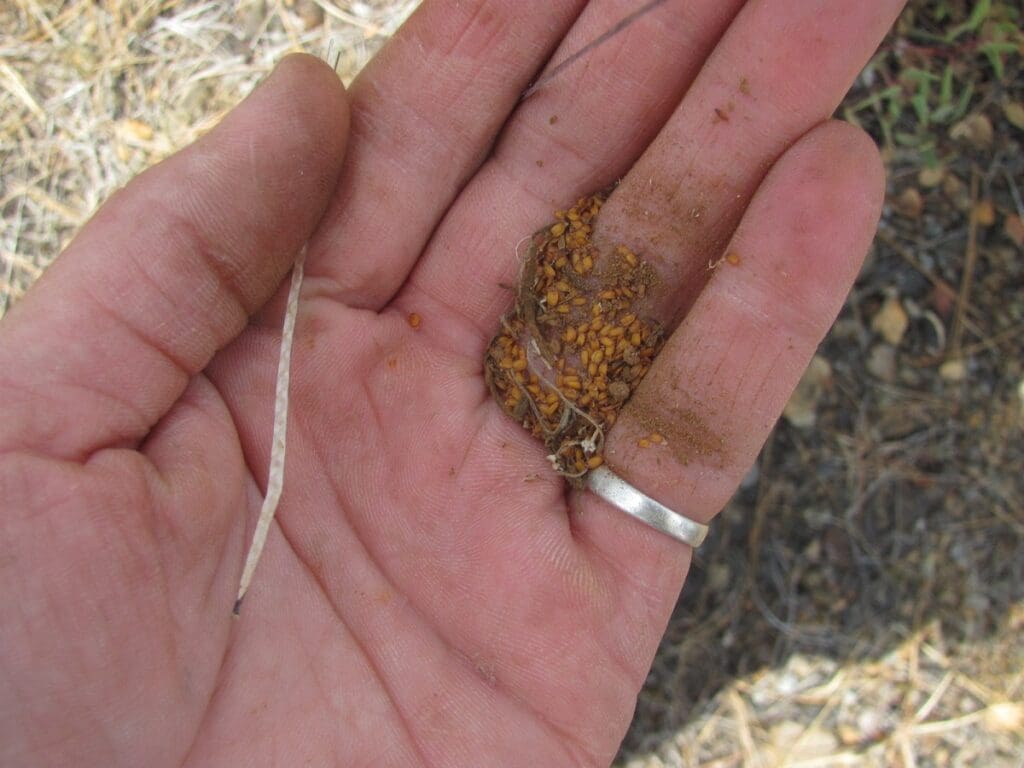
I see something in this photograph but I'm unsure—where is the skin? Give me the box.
[0,1,905,766]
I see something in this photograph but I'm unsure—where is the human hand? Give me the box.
[0,1,905,765]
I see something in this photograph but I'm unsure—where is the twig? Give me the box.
[948,169,980,361]
[234,246,306,616]
[520,0,670,102]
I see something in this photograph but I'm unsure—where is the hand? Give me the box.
[0,2,904,765]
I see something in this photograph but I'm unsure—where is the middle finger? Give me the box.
[401,0,747,340]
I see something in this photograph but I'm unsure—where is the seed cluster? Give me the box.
[485,192,664,481]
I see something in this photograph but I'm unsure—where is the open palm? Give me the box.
[1,1,905,765]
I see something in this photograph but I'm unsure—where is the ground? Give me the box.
[1,1,1021,766]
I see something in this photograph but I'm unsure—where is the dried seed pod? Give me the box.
[483,191,664,482]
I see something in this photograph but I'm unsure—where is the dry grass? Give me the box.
[0,0,417,312]
[2,2,1022,766]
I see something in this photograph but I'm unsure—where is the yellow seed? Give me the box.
[650,433,664,444]
[591,318,603,331]
[587,455,604,469]
[564,376,581,390]
[546,290,559,307]
[631,332,642,347]
[543,263,556,279]
[582,255,594,272]
[601,338,615,353]
[564,327,577,343]
[638,438,651,449]
[599,290,616,300]
[608,326,625,338]
[572,296,587,306]
[408,313,422,329]
[620,313,636,327]
[512,358,528,371]
[554,281,571,293]
[551,222,567,237]
[499,357,516,369]
[592,303,602,317]
[588,362,598,378]
[599,362,608,377]
[592,349,604,364]
[557,304,570,313]
[581,349,590,366]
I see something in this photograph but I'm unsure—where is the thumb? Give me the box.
[0,54,349,460]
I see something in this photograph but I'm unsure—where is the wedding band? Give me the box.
[586,466,709,548]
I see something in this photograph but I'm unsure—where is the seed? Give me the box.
[598,362,608,377]
[631,332,643,347]
[543,263,556,279]
[563,376,581,390]
[512,358,528,371]
[650,433,664,444]
[408,313,422,329]
[546,290,559,307]
[599,290,616,300]
[620,313,636,327]
[587,455,604,469]
[557,304,570,313]
[592,349,604,364]
[638,438,651,449]
[550,222,567,237]
[581,349,590,366]
[572,296,587,306]
[499,357,516,369]
[564,327,577,343]
[582,255,594,272]
[591,318,603,331]
[588,362,598,378]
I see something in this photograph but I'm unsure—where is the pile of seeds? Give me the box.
[485,192,665,482]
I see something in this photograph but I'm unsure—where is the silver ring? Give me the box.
[586,466,708,548]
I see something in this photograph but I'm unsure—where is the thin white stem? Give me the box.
[234,246,306,615]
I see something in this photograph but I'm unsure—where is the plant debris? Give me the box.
[484,192,664,482]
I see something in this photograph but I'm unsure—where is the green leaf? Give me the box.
[979,41,1016,79]
[848,84,904,114]
[939,65,955,107]
[947,0,992,41]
